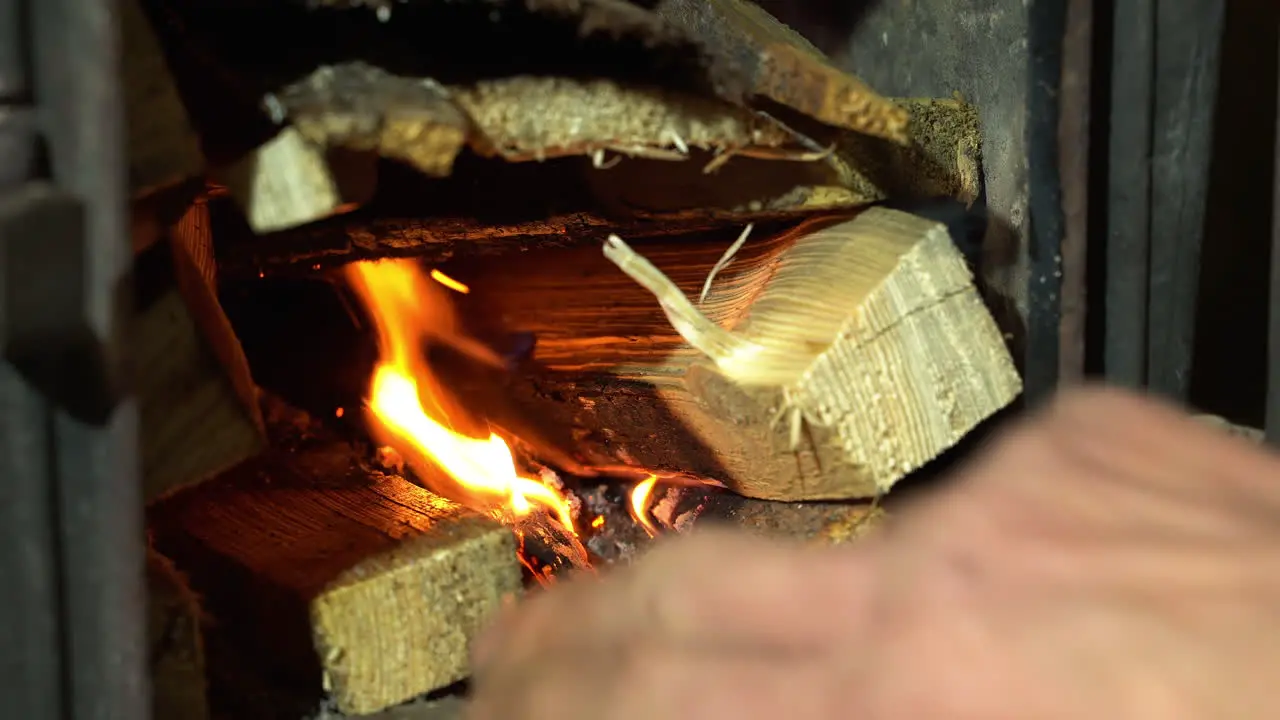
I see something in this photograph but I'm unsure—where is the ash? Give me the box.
[573,480,720,565]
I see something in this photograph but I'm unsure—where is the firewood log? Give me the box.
[214,96,980,275]
[147,550,209,720]
[273,63,470,179]
[653,0,909,141]
[438,210,1019,502]
[603,208,1021,499]
[135,199,267,501]
[147,413,522,716]
[219,128,379,234]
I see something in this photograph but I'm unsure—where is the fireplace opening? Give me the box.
[129,0,1025,717]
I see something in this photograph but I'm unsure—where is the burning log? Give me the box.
[147,550,209,720]
[147,411,523,716]
[580,477,885,563]
[437,209,1018,502]
[135,199,266,501]
[122,0,204,197]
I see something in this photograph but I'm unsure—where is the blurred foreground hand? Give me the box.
[468,388,1280,719]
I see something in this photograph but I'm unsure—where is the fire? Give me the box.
[346,259,576,534]
[430,268,470,294]
[629,474,660,537]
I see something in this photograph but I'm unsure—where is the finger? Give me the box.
[619,527,880,645]
[469,589,523,670]
[470,572,606,672]
[1043,388,1280,512]
[955,387,1280,540]
[471,633,854,720]
[471,530,877,677]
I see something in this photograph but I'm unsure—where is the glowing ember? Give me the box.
[430,268,470,294]
[629,474,660,537]
[590,515,606,530]
[346,259,576,535]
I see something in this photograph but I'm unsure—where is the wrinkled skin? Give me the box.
[468,388,1280,719]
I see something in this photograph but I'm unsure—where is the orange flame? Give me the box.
[430,268,470,294]
[346,259,576,534]
[629,474,660,537]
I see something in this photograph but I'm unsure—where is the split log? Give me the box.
[585,97,982,218]
[438,209,1019,502]
[270,62,799,167]
[135,199,267,501]
[653,0,909,141]
[604,208,1021,499]
[219,61,877,235]
[144,0,918,237]
[147,550,209,720]
[215,97,980,274]
[148,0,904,148]
[121,0,205,197]
[219,128,378,233]
[147,422,522,716]
[272,63,470,178]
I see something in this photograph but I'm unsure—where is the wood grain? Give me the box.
[148,428,521,716]
[136,199,266,501]
[440,210,1020,501]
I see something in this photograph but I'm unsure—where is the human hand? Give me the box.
[467,388,1280,719]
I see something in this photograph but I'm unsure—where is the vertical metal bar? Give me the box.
[1024,0,1069,403]
[0,2,64,719]
[1267,39,1280,446]
[1105,0,1154,388]
[0,0,23,100]
[0,0,35,187]
[1057,0,1092,384]
[30,0,148,718]
[0,364,64,720]
[1146,0,1225,400]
